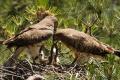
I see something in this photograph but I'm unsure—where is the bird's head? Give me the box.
[36,8,58,32]
[37,8,53,21]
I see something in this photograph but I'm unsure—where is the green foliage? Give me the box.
[87,55,120,80]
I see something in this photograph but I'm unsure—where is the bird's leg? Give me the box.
[3,47,24,67]
[48,42,59,66]
[53,44,59,66]
[70,56,78,66]
[67,52,79,67]
[48,44,54,65]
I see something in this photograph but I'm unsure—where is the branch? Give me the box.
[89,15,99,28]
[81,15,99,35]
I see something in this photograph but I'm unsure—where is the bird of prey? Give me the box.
[3,11,58,67]
[55,28,120,65]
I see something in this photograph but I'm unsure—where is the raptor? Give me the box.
[55,28,120,65]
[3,10,58,67]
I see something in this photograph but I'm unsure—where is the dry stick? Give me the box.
[2,59,25,79]
[3,73,24,79]
[16,61,32,72]
[52,68,64,80]
[69,64,77,72]
[1,68,24,80]
[77,68,86,79]
[15,62,32,77]
[89,16,99,28]
[25,59,34,75]
[0,68,16,74]
[81,15,99,35]
[88,16,99,35]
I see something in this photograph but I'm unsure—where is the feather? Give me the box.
[3,29,53,47]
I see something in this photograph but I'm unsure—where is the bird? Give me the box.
[2,10,58,67]
[54,28,120,65]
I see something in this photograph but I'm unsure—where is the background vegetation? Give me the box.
[0,0,120,80]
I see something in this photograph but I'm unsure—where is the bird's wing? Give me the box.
[56,28,102,45]
[15,16,55,38]
[14,23,40,38]
[3,29,53,47]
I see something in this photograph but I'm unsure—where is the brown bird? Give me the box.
[3,11,58,67]
[55,28,120,65]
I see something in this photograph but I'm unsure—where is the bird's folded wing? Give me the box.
[3,29,53,47]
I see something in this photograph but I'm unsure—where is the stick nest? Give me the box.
[0,60,87,80]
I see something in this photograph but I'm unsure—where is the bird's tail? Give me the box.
[114,50,120,57]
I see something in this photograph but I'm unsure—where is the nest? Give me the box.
[0,60,87,80]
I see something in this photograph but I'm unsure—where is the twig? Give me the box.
[25,59,35,75]
[0,68,16,75]
[16,60,33,72]
[3,73,24,79]
[81,15,99,35]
